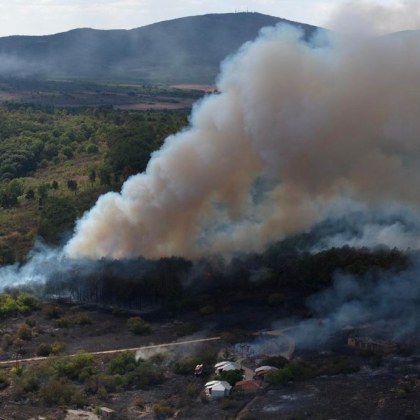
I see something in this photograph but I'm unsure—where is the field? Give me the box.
[0,78,204,109]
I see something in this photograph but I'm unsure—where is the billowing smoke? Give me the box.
[289,258,420,349]
[328,0,420,36]
[64,19,420,260]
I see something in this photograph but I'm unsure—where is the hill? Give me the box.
[0,13,320,84]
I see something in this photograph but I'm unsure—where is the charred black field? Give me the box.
[0,242,419,419]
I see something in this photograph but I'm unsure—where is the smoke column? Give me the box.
[65,21,420,260]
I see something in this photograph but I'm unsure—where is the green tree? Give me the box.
[88,168,96,185]
[67,179,78,193]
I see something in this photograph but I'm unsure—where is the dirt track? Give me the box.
[0,328,295,367]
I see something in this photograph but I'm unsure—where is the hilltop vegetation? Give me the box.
[0,13,320,83]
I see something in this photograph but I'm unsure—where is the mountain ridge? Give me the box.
[0,13,321,83]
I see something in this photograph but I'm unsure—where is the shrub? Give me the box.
[51,341,65,355]
[153,402,175,419]
[107,352,138,375]
[55,317,70,328]
[53,351,95,382]
[72,312,92,325]
[55,312,92,328]
[16,323,32,340]
[36,343,53,357]
[40,378,87,407]
[42,304,62,319]
[215,369,244,386]
[266,360,316,385]
[85,373,122,394]
[127,317,151,335]
[0,369,9,389]
[0,292,39,318]
[2,333,12,350]
[186,382,201,397]
[106,352,163,389]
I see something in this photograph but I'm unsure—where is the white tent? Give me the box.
[214,361,240,374]
[205,380,232,399]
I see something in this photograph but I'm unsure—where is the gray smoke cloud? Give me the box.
[63,20,420,261]
[328,0,420,36]
[290,259,420,349]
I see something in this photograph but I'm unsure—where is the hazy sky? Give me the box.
[0,0,412,37]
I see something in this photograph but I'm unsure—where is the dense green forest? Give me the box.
[0,104,188,262]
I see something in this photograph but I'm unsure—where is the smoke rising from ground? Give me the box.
[290,259,420,349]
[64,20,420,260]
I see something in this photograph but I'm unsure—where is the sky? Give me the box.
[0,0,413,37]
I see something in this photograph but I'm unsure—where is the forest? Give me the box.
[0,103,188,261]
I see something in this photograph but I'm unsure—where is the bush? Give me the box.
[40,378,87,407]
[0,292,39,318]
[85,373,122,394]
[153,402,176,419]
[16,323,32,340]
[106,352,163,389]
[266,360,316,385]
[72,312,92,325]
[53,351,96,382]
[107,352,137,375]
[36,343,53,357]
[42,304,62,319]
[0,369,9,389]
[51,341,65,355]
[215,369,244,386]
[55,312,92,328]
[2,333,12,350]
[127,317,151,335]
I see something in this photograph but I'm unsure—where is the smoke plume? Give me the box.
[64,17,420,260]
[289,258,420,349]
[328,0,420,36]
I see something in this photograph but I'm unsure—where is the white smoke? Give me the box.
[63,18,420,260]
[328,0,420,36]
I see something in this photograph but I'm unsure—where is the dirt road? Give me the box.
[0,336,222,367]
[0,328,295,367]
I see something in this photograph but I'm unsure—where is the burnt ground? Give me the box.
[0,300,420,419]
[243,355,420,420]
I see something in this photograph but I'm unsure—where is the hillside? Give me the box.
[0,13,320,83]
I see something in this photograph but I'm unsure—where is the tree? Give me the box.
[25,189,35,200]
[37,184,48,200]
[0,187,18,208]
[88,168,96,185]
[38,196,77,244]
[126,317,151,335]
[67,179,78,194]
[97,164,112,186]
